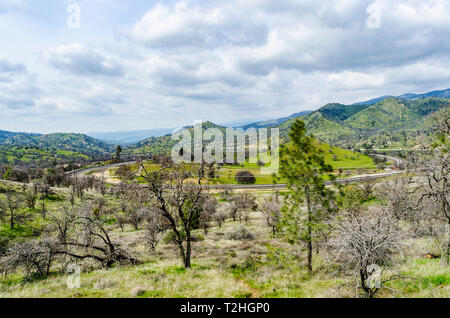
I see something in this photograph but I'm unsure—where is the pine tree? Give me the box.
[115,145,122,161]
[279,119,335,274]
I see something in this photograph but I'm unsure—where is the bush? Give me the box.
[0,237,10,256]
[163,231,186,244]
[235,171,256,185]
[163,230,204,244]
[226,226,254,241]
[191,233,205,242]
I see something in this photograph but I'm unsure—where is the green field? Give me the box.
[116,145,376,185]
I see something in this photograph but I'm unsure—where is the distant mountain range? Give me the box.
[353,88,450,105]
[1,88,449,165]
[236,111,313,130]
[86,111,314,145]
[125,88,449,155]
[88,128,174,145]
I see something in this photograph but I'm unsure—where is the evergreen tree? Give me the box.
[279,119,335,274]
[115,145,122,161]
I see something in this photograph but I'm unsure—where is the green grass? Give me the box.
[1,177,447,299]
[321,144,375,169]
[124,145,375,186]
[1,206,447,299]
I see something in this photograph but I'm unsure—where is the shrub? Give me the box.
[163,230,186,244]
[235,171,256,185]
[191,233,205,242]
[0,236,10,256]
[226,226,254,241]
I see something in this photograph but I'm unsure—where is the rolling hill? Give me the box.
[287,97,449,148]
[125,93,449,155]
[124,121,226,156]
[1,88,448,165]
[0,131,114,165]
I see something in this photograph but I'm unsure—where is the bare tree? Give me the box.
[415,110,449,267]
[38,197,47,220]
[139,160,213,268]
[25,183,38,210]
[377,176,415,220]
[115,212,127,232]
[4,192,22,230]
[127,206,149,230]
[358,177,377,201]
[69,176,89,201]
[259,193,282,235]
[95,176,107,197]
[213,207,228,228]
[0,237,58,279]
[51,203,139,268]
[226,200,240,222]
[327,207,406,298]
[199,196,218,234]
[144,207,170,251]
[234,192,257,225]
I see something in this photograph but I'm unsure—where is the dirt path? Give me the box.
[236,277,261,298]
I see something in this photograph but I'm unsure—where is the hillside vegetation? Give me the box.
[0,132,114,165]
[1,91,448,166]
[126,97,449,155]
[287,97,449,149]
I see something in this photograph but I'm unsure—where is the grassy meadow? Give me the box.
[0,183,448,298]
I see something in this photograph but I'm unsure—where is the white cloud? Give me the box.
[126,2,267,49]
[42,44,124,77]
[0,58,26,73]
[0,0,449,133]
[0,0,27,13]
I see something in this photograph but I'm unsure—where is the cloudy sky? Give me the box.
[0,0,449,133]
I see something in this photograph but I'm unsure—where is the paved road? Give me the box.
[372,154,406,166]
[205,170,409,190]
[66,161,136,177]
[67,160,409,190]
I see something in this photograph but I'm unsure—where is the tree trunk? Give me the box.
[177,241,187,268]
[305,188,313,275]
[185,229,192,268]
[10,209,14,230]
[441,219,449,267]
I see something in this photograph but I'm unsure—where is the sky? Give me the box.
[0,0,449,134]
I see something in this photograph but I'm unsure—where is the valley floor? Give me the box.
[1,210,448,298]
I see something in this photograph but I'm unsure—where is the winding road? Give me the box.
[68,158,410,190]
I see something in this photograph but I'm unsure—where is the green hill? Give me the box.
[1,91,448,165]
[124,97,449,156]
[284,97,449,148]
[125,121,226,156]
[0,131,114,165]
[318,103,370,121]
